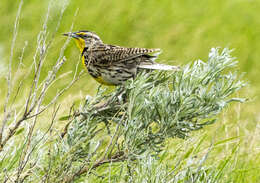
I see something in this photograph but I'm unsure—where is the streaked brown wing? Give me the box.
[87,44,161,66]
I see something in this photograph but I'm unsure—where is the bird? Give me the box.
[63,30,179,85]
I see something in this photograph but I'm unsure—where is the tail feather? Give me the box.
[138,63,180,71]
[138,50,179,71]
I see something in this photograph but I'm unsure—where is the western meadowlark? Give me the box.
[63,30,179,85]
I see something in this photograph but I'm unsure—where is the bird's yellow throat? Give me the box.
[74,38,87,71]
[74,38,85,53]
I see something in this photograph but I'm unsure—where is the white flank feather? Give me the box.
[138,63,180,71]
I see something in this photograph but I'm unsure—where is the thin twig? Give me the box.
[102,113,125,160]
[63,151,126,183]
[0,0,23,146]
[17,104,60,182]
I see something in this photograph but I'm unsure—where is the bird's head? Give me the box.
[63,30,102,53]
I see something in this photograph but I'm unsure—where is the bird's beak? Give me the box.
[62,33,70,36]
[62,32,78,38]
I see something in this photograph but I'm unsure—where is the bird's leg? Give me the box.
[117,86,127,104]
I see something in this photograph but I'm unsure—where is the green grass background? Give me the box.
[1,0,259,182]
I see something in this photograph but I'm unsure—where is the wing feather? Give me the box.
[86,44,161,65]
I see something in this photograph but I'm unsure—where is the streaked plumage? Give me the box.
[63,30,179,85]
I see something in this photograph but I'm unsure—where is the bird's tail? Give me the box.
[138,63,180,71]
[138,50,179,71]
